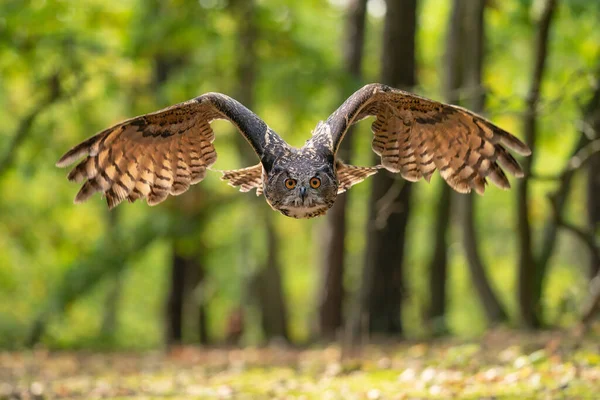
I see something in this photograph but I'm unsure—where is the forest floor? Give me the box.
[1,328,599,399]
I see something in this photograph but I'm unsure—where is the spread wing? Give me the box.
[57,93,279,208]
[321,83,531,194]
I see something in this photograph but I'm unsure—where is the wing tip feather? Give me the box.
[56,150,84,168]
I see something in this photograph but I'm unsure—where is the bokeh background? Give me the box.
[0,0,599,351]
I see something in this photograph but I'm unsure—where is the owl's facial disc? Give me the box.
[263,155,338,219]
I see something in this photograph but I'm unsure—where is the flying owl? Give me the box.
[57,83,531,219]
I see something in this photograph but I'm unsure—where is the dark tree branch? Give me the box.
[531,139,599,181]
[534,61,600,313]
[536,134,588,272]
[548,194,600,267]
[548,187,600,327]
[567,139,600,170]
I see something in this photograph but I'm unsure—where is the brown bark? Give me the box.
[101,210,123,338]
[166,251,187,344]
[356,0,418,337]
[153,55,204,346]
[426,0,464,334]
[460,0,508,324]
[517,0,558,328]
[428,184,451,334]
[232,0,289,342]
[251,212,289,341]
[198,293,209,345]
[589,152,600,278]
[165,242,209,345]
[318,0,368,341]
[585,67,600,278]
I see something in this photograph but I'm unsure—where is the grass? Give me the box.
[2,327,600,399]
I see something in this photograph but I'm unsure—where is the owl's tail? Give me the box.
[219,163,264,196]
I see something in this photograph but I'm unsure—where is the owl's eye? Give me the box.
[284,178,297,189]
[310,177,321,188]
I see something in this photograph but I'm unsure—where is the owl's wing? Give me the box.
[57,93,279,208]
[321,83,531,194]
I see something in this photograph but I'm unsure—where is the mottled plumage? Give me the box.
[57,84,531,219]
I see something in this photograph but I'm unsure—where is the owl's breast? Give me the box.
[264,193,334,219]
[277,203,332,219]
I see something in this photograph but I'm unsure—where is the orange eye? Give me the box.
[310,177,321,188]
[285,178,297,189]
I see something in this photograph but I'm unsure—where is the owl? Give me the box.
[57,83,531,219]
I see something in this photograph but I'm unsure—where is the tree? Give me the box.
[425,0,464,335]
[318,0,368,341]
[427,0,507,333]
[460,0,509,325]
[586,68,600,278]
[231,0,289,342]
[552,63,600,325]
[131,0,212,346]
[355,0,418,337]
[517,0,558,328]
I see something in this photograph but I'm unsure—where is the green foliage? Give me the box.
[0,0,598,349]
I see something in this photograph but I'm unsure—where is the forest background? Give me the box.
[0,0,599,352]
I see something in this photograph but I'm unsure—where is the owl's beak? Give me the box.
[299,186,307,201]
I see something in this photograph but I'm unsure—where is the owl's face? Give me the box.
[263,152,338,219]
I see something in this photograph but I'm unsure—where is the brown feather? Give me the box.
[56,95,261,207]
[220,163,264,195]
[336,162,381,193]
[324,84,531,196]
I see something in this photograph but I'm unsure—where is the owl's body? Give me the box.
[57,84,531,218]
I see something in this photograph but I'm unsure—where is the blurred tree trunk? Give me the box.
[100,271,123,338]
[318,0,368,341]
[356,0,418,337]
[153,54,210,346]
[154,55,187,346]
[428,184,451,334]
[232,0,289,342]
[100,210,123,339]
[140,0,210,346]
[198,285,209,344]
[251,213,289,340]
[586,68,600,278]
[587,148,600,280]
[517,0,557,329]
[166,251,187,344]
[426,0,465,335]
[460,0,509,325]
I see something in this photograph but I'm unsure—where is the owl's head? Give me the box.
[263,151,338,219]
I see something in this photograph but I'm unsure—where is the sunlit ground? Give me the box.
[2,327,599,399]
